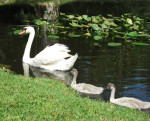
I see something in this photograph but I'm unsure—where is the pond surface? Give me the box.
[0,0,150,104]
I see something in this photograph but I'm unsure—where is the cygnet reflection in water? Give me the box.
[22,63,73,86]
[71,68,104,95]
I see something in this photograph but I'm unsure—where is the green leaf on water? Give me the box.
[92,16,99,23]
[110,22,117,26]
[14,30,22,35]
[123,86,128,89]
[90,24,100,31]
[23,19,30,23]
[126,18,133,25]
[60,31,67,34]
[101,23,107,29]
[60,12,66,16]
[93,42,101,47]
[76,16,82,20]
[108,42,122,46]
[48,35,59,39]
[82,15,88,19]
[127,31,138,36]
[70,22,81,27]
[84,33,92,36]
[104,20,111,26]
[82,15,91,21]
[67,15,75,19]
[34,19,42,25]
[69,34,81,37]
[94,36,102,40]
[132,42,150,46]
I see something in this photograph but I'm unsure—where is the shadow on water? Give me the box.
[0,0,150,114]
[59,0,150,16]
[0,0,150,24]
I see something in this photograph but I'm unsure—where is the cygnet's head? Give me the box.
[107,83,115,90]
[19,26,35,35]
[71,68,78,75]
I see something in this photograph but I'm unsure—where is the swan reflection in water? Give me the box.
[22,63,73,86]
[23,63,103,100]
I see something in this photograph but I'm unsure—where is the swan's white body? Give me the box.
[107,83,150,109]
[20,26,78,71]
[71,69,104,94]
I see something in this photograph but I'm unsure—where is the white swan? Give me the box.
[107,83,150,110]
[71,69,104,94]
[19,26,78,71]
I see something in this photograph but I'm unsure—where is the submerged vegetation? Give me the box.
[33,13,150,47]
[0,69,149,120]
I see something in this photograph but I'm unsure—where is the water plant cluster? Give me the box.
[61,13,150,46]
[33,13,150,47]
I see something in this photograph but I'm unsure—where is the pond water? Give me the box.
[0,0,150,105]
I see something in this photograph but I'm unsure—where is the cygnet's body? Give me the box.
[71,69,104,94]
[107,83,150,110]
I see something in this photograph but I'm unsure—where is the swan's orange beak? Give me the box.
[19,30,26,35]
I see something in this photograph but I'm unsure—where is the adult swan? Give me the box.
[19,26,78,71]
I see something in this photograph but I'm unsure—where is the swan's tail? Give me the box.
[66,53,78,70]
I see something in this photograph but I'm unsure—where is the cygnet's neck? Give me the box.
[110,87,116,101]
[23,31,35,62]
[71,72,78,86]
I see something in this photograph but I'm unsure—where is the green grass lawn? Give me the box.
[0,69,149,120]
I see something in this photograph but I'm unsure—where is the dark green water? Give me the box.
[0,0,150,103]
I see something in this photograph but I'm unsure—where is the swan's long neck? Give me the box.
[23,30,35,62]
[110,87,116,101]
[71,72,78,86]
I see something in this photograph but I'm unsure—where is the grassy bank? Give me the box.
[0,69,149,120]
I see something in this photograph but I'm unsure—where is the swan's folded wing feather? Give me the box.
[33,44,71,65]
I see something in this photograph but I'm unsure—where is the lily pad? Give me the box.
[70,22,81,27]
[60,31,67,34]
[82,15,88,19]
[92,16,99,23]
[123,86,128,89]
[90,24,100,31]
[60,12,66,16]
[82,15,91,21]
[108,42,122,46]
[126,18,133,25]
[84,33,92,36]
[76,16,82,20]
[104,20,111,26]
[14,29,22,35]
[127,31,138,36]
[132,42,150,46]
[34,19,42,25]
[69,34,81,37]
[94,36,102,40]
[110,22,117,26]
[67,15,75,19]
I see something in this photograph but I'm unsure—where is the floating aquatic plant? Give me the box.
[32,13,150,47]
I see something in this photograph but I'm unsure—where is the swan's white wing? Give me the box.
[33,43,71,65]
